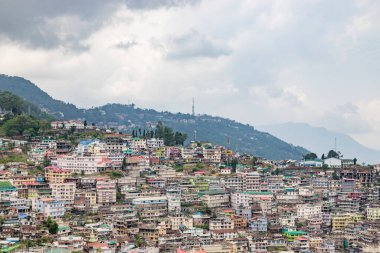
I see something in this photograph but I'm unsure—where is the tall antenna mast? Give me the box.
[334,137,337,152]
[192,97,195,116]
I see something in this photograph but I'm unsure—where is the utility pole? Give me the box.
[192,97,195,117]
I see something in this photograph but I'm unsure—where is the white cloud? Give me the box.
[0,0,380,149]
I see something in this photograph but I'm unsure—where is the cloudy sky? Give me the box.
[0,0,379,149]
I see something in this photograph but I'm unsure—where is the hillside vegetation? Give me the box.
[0,74,308,159]
[0,91,51,138]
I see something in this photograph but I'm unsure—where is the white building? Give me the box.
[367,207,380,220]
[202,147,222,163]
[64,120,85,130]
[50,121,64,129]
[32,197,65,218]
[300,160,323,167]
[209,217,234,230]
[239,172,261,191]
[166,188,181,213]
[181,148,195,160]
[50,182,76,205]
[55,153,112,174]
[324,157,341,168]
[297,204,322,219]
[146,138,164,149]
[231,191,273,209]
[200,190,230,208]
[220,167,232,175]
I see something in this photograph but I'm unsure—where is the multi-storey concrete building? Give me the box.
[45,166,71,184]
[96,178,116,205]
[55,153,111,174]
[297,204,322,219]
[50,182,76,205]
[32,197,65,218]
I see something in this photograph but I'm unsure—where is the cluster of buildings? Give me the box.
[28,135,227,174]
[0,130,379,253]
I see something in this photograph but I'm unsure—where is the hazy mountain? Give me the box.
[259,122,380,164]
[0,74,309,160]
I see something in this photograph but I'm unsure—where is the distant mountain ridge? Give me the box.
[0,74,309,160]
[0,90,51,120]
[260,122,380,164]
[0,75,81,119]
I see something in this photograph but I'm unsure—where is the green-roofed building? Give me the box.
[282,229,307,241]
[0,243,20,253]
[198,190,227,197]
[0,181,16,193]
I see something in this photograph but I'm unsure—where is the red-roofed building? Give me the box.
[45,166,71,184]
[55,153,111,174]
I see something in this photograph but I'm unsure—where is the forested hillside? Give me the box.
[0,74,308,159]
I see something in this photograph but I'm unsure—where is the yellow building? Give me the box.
[367,207,380,220]
[11,175,35,188]
[332,214,353,231]
[45,166,71,184]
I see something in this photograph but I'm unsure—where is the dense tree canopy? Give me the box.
[303,152,318,160]
[327,150,340,158]
[43,217,59,234]
[154,121,187,146]
[2,114,40,136]
[0,91,24,115]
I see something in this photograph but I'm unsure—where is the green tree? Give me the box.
[116,186,124,203]
[39,120,51,132]
[332,171,340,180]
[174,132,187,146]
[231,158,238,172]
[42,157,51,167]
[134,235,144,247]
[303,153,318,160]
[122,156,127,170]
[43,217,59,234]
[2,114,39,136]
[327,150,340,158]
[69,126,76,134]
[0,91,24,115]
[154,121,187,146]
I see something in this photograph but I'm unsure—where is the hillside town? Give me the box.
[0,119,379,253]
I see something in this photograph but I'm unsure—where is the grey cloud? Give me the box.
[0,0,119,50]
[115,40,138,50]
[167,30,231,59]
[250,86,303,107]
[321,103,372,134]
[124,0,200,10]
[0,0,198,50]
[0,0,379,148]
